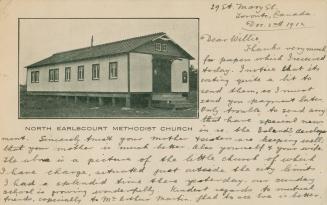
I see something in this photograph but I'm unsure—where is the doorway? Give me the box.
[152,58,171,93]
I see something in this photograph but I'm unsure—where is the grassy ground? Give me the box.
[19,87,198,118]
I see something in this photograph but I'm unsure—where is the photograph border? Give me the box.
[18,17,200,119]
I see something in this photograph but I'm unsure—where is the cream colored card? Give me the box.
[0,0,326,205]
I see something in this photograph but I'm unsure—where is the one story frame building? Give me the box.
[26,32,195,108]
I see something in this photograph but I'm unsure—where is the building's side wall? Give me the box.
[171,58,189,92]
[26,54,128,93]
[129,53,153,92]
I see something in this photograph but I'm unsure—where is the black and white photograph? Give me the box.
[19,18,199,118]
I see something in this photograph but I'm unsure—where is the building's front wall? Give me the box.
[129,52,190,93]
[171,58,189,92]
[132,38,191,93]
[133,39,189,59]
[129,52,153,92]
[27,54,128,93]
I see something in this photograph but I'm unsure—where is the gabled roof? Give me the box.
[26,32,194,68]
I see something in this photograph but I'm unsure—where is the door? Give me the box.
[153,58,171,92]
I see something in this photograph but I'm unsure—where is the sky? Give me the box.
[19,18,198,85]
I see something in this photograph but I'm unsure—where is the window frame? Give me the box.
[161,43,167,52]
[49,68,59,82]
[182,71,188,83]
[31,72,34,83]
[31,71,39,83]
[155,42,161,51]
[49,69,55,82]
[65,67,71,82]
[109,62,118,79]
[92,64,100,80]
[54,68,59,82]
[77,65,84,81]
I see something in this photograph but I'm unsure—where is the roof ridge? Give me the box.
[53,32,166,56]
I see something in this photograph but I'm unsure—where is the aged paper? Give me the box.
[0,0,326,205]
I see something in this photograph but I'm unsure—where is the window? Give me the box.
[31,72,35,83]
[78,66,84,81]
[155,42,168,52]
[182,71,188,83]
[65,67,71,81]
[92,64,100,80]
[49,69,59,82]
[109,62,118,79]
[162,44,167,52]
[54,69,59,82]
[31,71,39,83]
[49,69,54,82]
[155,42,161,51]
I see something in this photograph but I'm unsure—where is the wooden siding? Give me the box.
[171,58,189,92]
[129,53,153,92]
[27,54,128,93]
[133,39,190,59]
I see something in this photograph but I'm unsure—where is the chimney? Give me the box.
[91,35,94,47]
